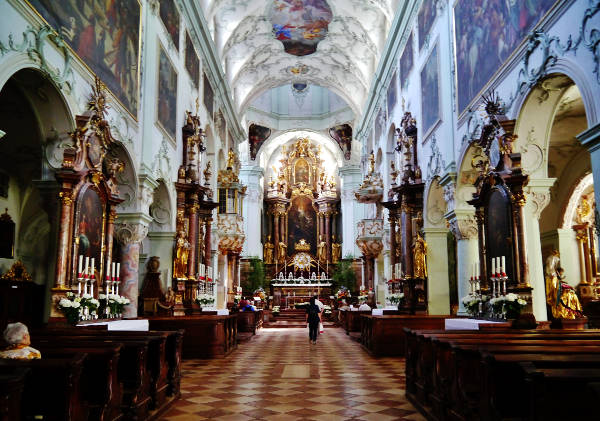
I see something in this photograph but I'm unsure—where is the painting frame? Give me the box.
[185,31,200,89]
[420,41,441,143]
[25,0,142,119]
[387,70,398,117]
[399,31,414,89]
[159,0,181,51]
[418,0,441,51]
[156,42,178,143]
[452,0,559,117]
[203,73,214,120]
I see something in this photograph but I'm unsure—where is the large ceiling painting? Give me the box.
[454,0,557,114]
[28,0,140,116]
[269,0,333,56]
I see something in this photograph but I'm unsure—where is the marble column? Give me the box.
[447,211,478,314]
[187,202,199,278]
[325,211,331,262]
[339,165,364,257]
[389,217,397,266]
[115,222,149,318]
[239,165,264,257]
[54,189,74,289]
[523,179,554,321]
[204,218,212,266]
[577,123,600,251]
[273,211,280,259]
[424,227,451,314]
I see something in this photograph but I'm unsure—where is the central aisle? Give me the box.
[162,328,424,421]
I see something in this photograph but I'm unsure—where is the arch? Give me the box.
[561,173,594,229]
[424,176,446,229]
[454,144,479,209]
[149,179,174,232]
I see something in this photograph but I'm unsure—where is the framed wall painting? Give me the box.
[453,0,557,114]
[418,0,442,50]
[387,71,398,116]
[27,0,141,116]
[203,73,214,119]
[157,44,178,140]
[159,0,180,50]
[399,32,413,85]
[185,32,200,89]
[420,43,440,139]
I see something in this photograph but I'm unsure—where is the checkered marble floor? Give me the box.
[161,327,424,421]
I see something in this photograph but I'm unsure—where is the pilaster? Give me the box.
[523,178,555,321]
[339,165,364,257]
[239,164,264,257]
[423,227,450,314]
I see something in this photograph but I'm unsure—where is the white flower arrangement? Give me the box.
[234,294,242,301]
[388,293,405,305]
[462,294,488,316]
[489,293,527,318]
[196,293,215,306]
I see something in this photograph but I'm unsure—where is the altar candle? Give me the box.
[116,263,120,280]
[106,261,110,280]
[78,255,83,275]
[491,257,496,277]
[112,262,116,281]
[78,280,81,296]
[91,258,95,278]
[496,257,501,275]
[501,256,506,275]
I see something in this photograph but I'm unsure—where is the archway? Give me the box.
[515,74,594,319]
[0,68,73,323]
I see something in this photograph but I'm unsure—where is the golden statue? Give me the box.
[412,232,427,278]
[545,250,583,319]
[317,235,327,264]
[226,147,236,170]
[368,151,375,174]
[173,219,190,279]
[263,235,275,264]
[278,241,287,264]
[331,235,341,264]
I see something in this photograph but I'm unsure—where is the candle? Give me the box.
[91,258,95,278]
[78,281,81,296]
[112,262,116,281]
[491,257,495,276]
[116,263,120,279]
[78,255,83,275]
[501,256,506,275]
[91,281,94,296]
[496,257,501,275]
[85,256,90,276]
[106,261,110,280]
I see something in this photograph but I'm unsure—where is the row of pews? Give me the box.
[405,328,600,421]
[0,326,184,421]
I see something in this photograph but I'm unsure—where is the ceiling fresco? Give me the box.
[204,0,398,118]
[269,0,333,56]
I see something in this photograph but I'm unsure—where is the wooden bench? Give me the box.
[360,315,448,357]
[0,354,88,421]
[237,310,263,335]
[148,315,237,359]
[405,328,600,421]
[0,367,28,421]
[33,336,153,420]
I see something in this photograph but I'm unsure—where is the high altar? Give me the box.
[263,138,341,301]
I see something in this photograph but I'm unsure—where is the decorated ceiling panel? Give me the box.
[205,0,397,118]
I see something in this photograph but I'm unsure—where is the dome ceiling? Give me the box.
[204,0,398,118]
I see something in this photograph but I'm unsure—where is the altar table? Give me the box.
[444,318,504,330]
[78,319,149,331]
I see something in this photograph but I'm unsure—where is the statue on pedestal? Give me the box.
[332,235,341,264]
[278,241,287,264]
[412,232,427,278]
[173,218,190,279]
[263,235,274,264]
[317,235,327,264]
[545,250,583,319]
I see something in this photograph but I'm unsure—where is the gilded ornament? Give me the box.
[58,191,73,206]
[0,260,32,282]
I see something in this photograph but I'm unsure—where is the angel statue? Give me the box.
[545,250,583,319]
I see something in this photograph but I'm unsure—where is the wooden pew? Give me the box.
[39,345,123,421]
[0,367,28,421]
[344,310,371,335]
[238,310,261,335]
[405,328,600,421]
[148,314,238,359]
[0,354,88,421]
[360,315,448,357]
[33,336,152,420]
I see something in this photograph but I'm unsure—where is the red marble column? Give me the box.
[273,212,280,260]
[104,208,117,283]
[325,211,331,262]
[279,212,286,245]
[54,190,74,289]
[115,223,148,318]
[187,203,199,278]
[204,217,212,266]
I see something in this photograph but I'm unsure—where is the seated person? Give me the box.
[338,299,350,311]
[358,301,371,311]
[0,322,41,360]
[238,298,249,309]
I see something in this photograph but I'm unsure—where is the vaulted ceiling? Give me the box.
[202,0,399,120]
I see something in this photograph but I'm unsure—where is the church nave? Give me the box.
[162,328,422,421]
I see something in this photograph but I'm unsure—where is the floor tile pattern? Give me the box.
[161,327,424,420]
